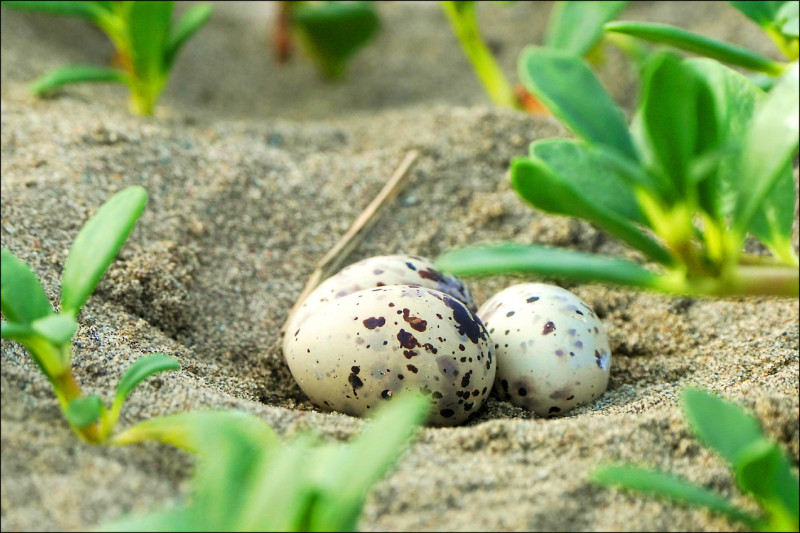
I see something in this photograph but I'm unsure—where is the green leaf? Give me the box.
[64,395,104,428]
[518,46,638,161]
[162,3,212,70]
[682,388,765,466]
[733,63,799,238]
[0,0,107,19]
[292,1,380,78]
[605,21,786,75]
[103,509,195,533]
[592,465,759,528]
[113,411,280,531]
[1,249,53,324]
[512,156,674,264]
[30,65,127,95]
[436,242,662,289]
[31,314,78,346]
[235,436,317,531]
[1,321,35,342]
[114,353,179,405]
[729,1,787,28]
[735,439,800,530]
[777,1,799,38]
[639,53,719,202]
[127,0,174,80]
[545,1,629,56]
[684,58,765,218]
[60,186,147,316]
[529,139,646,224]
[748,162,797,263]
[111,410,279,455]
[308,392,430,531]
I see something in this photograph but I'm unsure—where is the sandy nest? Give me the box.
[1,2,797,531]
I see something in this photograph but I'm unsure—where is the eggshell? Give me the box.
[283,254,474,356]
[285,285,495,426]
[478,283,611,416]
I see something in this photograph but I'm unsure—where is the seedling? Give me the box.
[437,49,799,298]
[1,1,212,115]
[593,388,799,532]
[605,1,798,81]
[440,1,629,112]
[107,393,430,531]
[1,186,179,443]
[275,1,380,79]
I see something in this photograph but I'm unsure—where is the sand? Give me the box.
[1,1,797,531]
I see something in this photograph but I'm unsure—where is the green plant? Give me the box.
[439,1,629,112]
[437,48,799,297]
[1,186,178,443]
[605,1,798,81]
[593,388,799,531]
[1,1,212,115]
[106,393,430,531]
[277,1,380,79]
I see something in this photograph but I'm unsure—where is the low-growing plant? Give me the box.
[106,393,430,531]
[437,48,799,297]
[274,0,380,79]
[440,1,629,112]
[1,1,212,115]
[593,388,799,532]
[605,0,798,84]
[1,186,178,443]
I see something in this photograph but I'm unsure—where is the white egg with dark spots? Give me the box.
[478,283,611,417]
[285,285,495,426]
[283,254,474,357]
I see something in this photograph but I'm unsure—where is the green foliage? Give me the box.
[441,1,629,112]
[604,21,786,74]
[289,1,380,79]
[1,1,213,115]
[437,50,799,298]
[108,393,431,531]
[545,1,629,56]
[593,388,799,532]
[607,1,798,68]
[1,187,177,443]
[440,1,520,110]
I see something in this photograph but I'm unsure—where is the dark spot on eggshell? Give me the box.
[397,329,417,349]
[549,406,561,414]
[543,321,556,335]
[526,296,539,303]
[518,387,527,396]
[501,379,509,392]
[458,344,465,351]
[348,371,363,394]
[398,374,405,380]
[464,402,473,411]
[373,269,384,275]
[405,261,417,271]
[402,308,427,332]
[461,370,472,388]
[440,409,455,418]
[404,349,418,359]
[443,294,485,344]
[555,349,564,356]
[438,356,460,378]
[407,364,418,373]
[432,391,443,399]
[549,388,571,400]
[381,390,392,400]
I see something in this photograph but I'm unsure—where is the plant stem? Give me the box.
[440,1,522,110]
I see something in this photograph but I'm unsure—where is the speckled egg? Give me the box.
[285,284,495,426]
[478,283,611,417]
[283,254,474,356]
